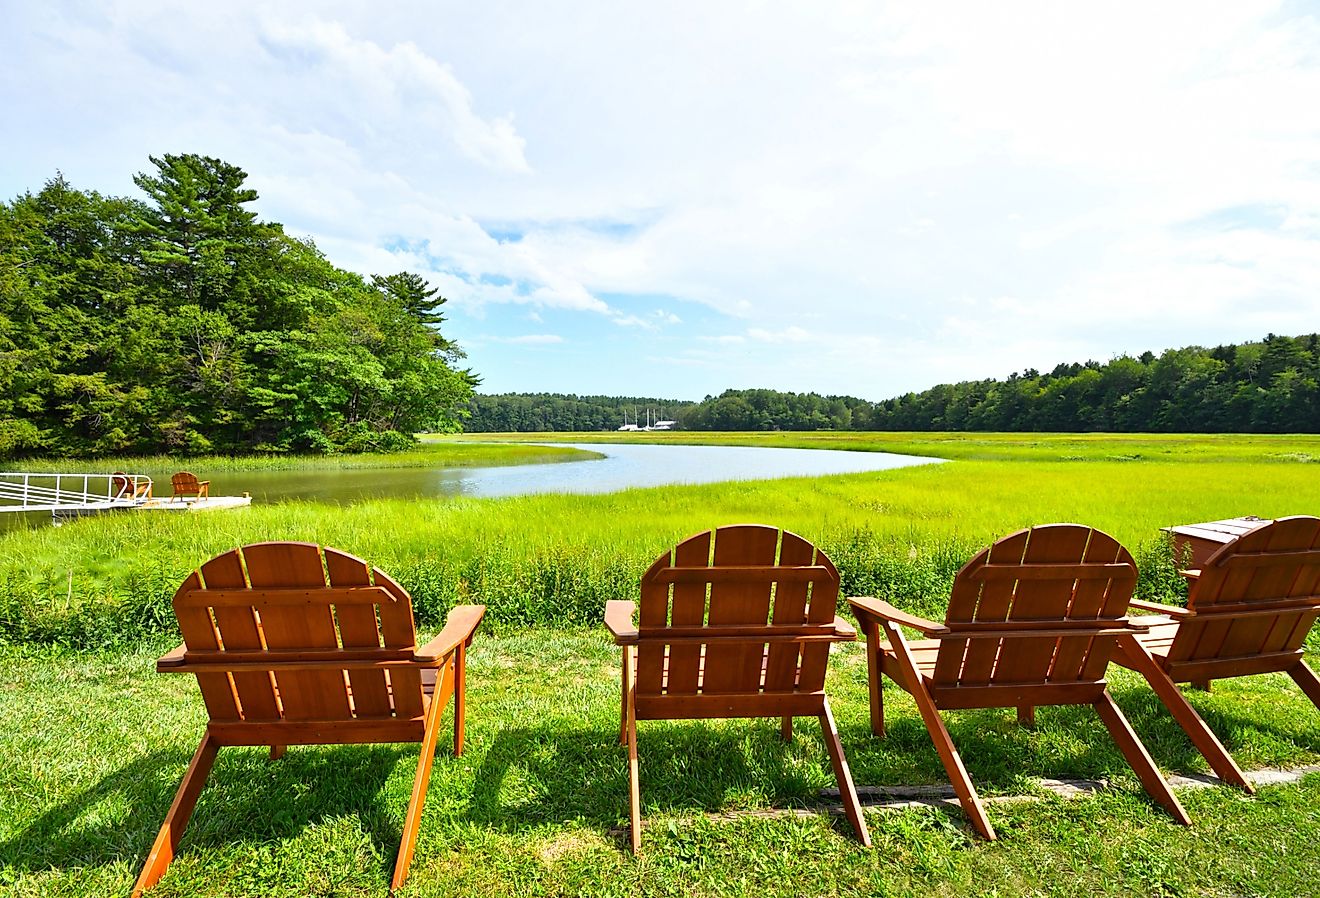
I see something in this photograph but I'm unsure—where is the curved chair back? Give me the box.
[1167,515,1320,673]
[934,523,1138,702]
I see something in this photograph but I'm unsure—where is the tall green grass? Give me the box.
[4,441,594,475]
[3,450,1317,646]
[456,430,1320,463]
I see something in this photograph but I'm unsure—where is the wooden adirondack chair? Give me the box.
[169,471,210,501]
[132,542,485,896]
[1113,515,1320,793]
[848,524,1190,839]
[112,472,152,500]
[604,525,871,851]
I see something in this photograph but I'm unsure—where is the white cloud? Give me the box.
[259,18,530,174]
[4,1,1319,397]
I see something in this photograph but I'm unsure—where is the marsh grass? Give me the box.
[6,440,594,475]
[456,429,1320,464]
[2,633,1319,896]
[2,451,1318,645]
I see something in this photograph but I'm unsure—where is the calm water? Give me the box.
[1,443,941,528]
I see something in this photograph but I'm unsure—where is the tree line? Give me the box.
[0,154,477,458]
[468,334,1320,433]
[464,393,695,432]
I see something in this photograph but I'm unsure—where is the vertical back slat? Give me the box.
[1078,537,1137,681]
[325,548,393,719]
[243,543,352,722]
[992,526,1084,684]
[933,547,989,686]
[797,540,839,692]
[764,533,813,692]
[957,530,1029,684]
[172,571,240,720]
[661,532,714,695]
[372,569,423,720]
[201,549,281,721]
[703,525,779,694]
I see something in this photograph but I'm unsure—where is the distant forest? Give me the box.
[465,394,696,433]
[468,334,1320,433]
[0,155,477,458]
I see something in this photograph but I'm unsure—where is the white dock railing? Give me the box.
[0,472,154,513]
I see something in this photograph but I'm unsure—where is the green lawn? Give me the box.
[1,432,1318,895]
[2,632,1318,896]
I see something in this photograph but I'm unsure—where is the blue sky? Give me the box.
[4,1,1320,400]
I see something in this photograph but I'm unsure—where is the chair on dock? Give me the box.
[1113,515,1320,793]
[604,524,870,852]
[169,471,210,502]
[132,542,485,896]
[112,472,152,500]
[848,523,1191,840]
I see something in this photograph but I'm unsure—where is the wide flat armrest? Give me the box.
[156,643,188,671]
[415,604,486,663]
[831,615,857,640]
[604,600,639,645]
[1128,598,1191,619]
[1179,569,1200,582]
[847,596,948,636]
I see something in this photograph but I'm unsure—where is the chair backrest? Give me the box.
[172,542,424,725]
[112,472,133,499]
[933,524,1138,692]
[172,472,201,493]
[636,524,840,699]
[1169,516,1320,666]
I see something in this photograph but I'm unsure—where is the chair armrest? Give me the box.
[415,604,486,663]
[1127,598,1191,619]
[156,643,188,671]
[1179,569,1200,582]
[847,596,948,636]
[604,600,639,645]
[830,615,857,640]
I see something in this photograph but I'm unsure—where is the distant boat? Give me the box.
[618,407,676,432]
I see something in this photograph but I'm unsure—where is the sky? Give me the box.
[3,1,1320,401]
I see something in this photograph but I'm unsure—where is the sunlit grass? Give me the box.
[2,432,1319,894]
[1,634,1318,896]
[3,445,1319,644]
[5,440,595,475]
[451,429,1320,464]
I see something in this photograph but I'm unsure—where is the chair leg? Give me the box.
[626,684,642,854]
[1017,706,1035,728]
[864,621,885,737]
[880,621,994,840]
[781,716,793,741]
[619,647,631,746]
[1115,635,1251,793]
[453,643,467,757]
[131,733,220,898]
[1093,691,1191,826]
[1191,679,1212,692]
[392,665,449,892]
[1287,661,1320,709]
[268,745,286,761]
[818,699,871,847]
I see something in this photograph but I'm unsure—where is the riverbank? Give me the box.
[2,432,1319,645]
[446,430,1320,464]
[5,440,597,475]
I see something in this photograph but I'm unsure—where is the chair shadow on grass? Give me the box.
[841,679,1320,815]
[465,719,867,843]
[0,742,409,881]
